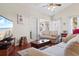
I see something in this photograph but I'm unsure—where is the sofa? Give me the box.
[39,31,61,43]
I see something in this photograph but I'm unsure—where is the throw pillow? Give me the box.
[62,34,77,43]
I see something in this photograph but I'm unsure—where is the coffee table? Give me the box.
[30,39,51,48]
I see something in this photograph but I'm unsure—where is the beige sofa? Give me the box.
[39,31,60,43]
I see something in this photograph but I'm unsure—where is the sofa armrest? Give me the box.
[65,43,79,56]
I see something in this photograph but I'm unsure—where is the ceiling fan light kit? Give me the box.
[47,3,61,11]
[48,6,56,11]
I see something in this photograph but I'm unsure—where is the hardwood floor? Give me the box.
[9,44,31,56]
[8,43,56,56]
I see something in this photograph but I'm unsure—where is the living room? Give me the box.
[0,3,79,56]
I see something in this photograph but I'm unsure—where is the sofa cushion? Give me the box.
[42,31,49,35]
[49,31,58,36]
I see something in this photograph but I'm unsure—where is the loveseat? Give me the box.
[39,31,61,43]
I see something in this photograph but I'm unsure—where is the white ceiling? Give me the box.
[27,3,72,16]
[0,3,72,16]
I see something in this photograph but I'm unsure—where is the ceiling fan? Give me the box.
[42,3,62,11]
[42,3,61,7]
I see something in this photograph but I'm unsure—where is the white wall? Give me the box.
[53,3,79,33]
[0,4,50,45]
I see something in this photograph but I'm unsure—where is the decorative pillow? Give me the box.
[49,31,58,36]
[42,31,49,35]
[62,34,77,43]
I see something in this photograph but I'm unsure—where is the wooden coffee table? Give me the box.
[30,39,51,48]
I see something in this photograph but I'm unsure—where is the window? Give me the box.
[0,16,13,28]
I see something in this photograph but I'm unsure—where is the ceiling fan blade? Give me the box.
[55,4,61,6]
[42,3,61,8]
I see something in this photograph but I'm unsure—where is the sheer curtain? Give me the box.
[49,20,61,35]
[67,17,73,34]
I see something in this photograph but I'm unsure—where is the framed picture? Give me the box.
[72,16,77,29]
[17,14,23,24]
